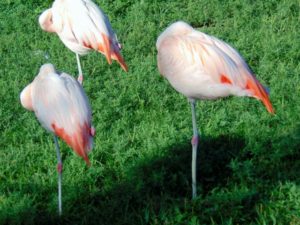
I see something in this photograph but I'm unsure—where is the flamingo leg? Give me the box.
[189,99,199,199]
[53,135,62,216]
[76,53,83,85]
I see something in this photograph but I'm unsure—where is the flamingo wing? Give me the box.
[69,0,128,71]
[31,65,93,164]
[157,22,273,113]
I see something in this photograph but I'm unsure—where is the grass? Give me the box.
[0,0,300,224]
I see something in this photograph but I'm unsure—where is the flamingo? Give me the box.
[156,21,274,199]
[20,63,95,215]
[39,0,128,84]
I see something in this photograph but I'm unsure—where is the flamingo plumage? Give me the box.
[20,63,95,214]
[39,0,128,83]
[156,21,274,198]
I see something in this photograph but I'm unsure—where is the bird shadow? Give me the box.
[2,127,300,224]
[49,134,249,224]
[124,134,246,198]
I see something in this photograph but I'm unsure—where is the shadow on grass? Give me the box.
[253,126,300,184]
[0,134,245,224]
[2,127,300,224]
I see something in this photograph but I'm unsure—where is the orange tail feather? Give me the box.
[112,51,128,72]
[246,78,274,114]
[52,123,92,166]
[101,34,112,65]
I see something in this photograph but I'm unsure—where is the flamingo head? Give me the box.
[20,84,33,111]
[156,21,193,49]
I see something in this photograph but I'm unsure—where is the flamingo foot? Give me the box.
[90,126,96,137]
[57,162,63,173]
[191,135,199,146]
[77,74,83,85]
[118,43,122,50]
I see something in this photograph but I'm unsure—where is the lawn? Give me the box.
[0,0,300,224]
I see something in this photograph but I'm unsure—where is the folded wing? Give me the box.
[157,22,273,113]
[31,69,93,164]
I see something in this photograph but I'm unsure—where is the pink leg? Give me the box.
[53,136,63,216]
[190,99,198,199]
[76,53,83,85]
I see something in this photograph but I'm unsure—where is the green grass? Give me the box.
[1,0,300,224]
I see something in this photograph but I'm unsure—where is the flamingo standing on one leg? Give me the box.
[156,21,274,199]
[20,63,95,215]
[39,0,128,84]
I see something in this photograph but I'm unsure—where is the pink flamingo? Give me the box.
[39,0,128,84]
[156,21,274,198]
[20,63,95,215]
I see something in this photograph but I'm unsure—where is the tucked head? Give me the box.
[20,63,57,111]
[39,8,54,32]
[20,84,33,111]
[38,63,56,76]
[156,21,193,49]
